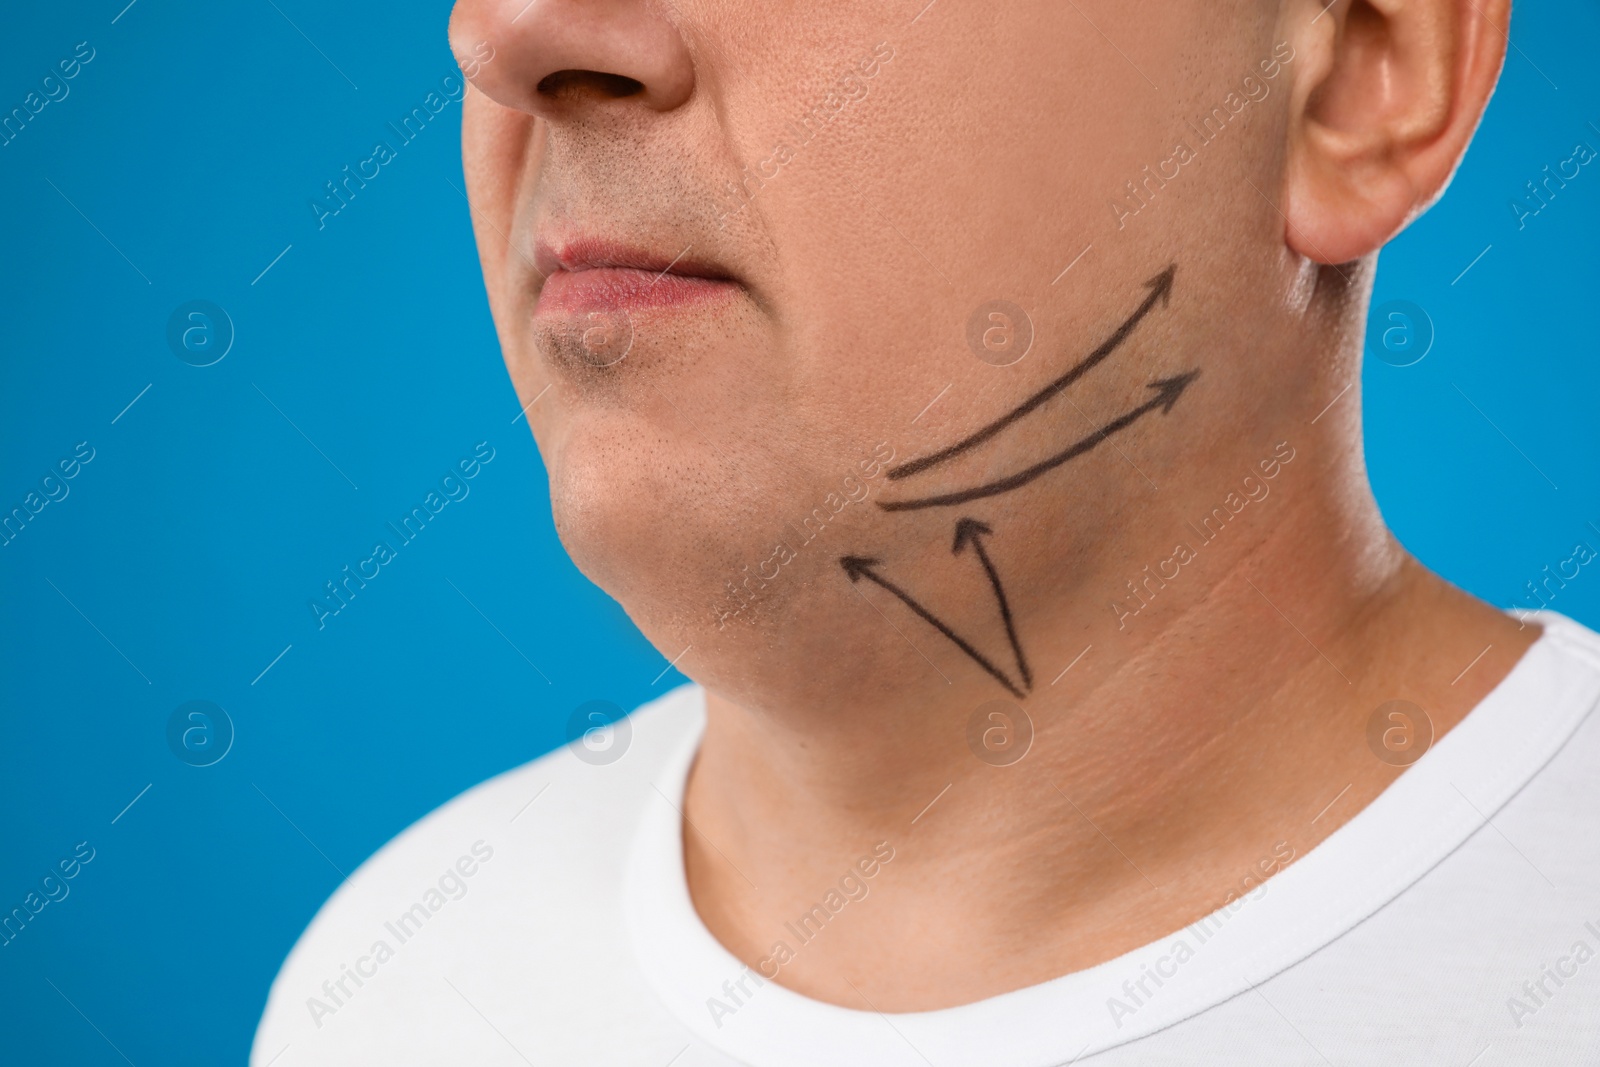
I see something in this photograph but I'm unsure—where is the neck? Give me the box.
[681,384,1536,1012]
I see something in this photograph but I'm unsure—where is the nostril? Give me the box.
[536,70,646,100]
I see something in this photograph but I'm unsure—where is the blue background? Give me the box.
[1,2,1595,1063]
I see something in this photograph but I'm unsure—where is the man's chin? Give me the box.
[545,440,761,629]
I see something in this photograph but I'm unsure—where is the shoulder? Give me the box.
[1508,612,1600,801]
[250,685,704,1066]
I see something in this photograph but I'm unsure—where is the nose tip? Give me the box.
[449,0,695,118]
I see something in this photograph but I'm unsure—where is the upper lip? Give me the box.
[533,234,734,284]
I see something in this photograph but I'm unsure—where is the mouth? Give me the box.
[532,235,741,316]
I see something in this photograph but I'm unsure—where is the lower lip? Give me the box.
[534,266,738,316]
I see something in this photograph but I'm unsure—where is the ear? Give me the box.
[1280,0,1510,264]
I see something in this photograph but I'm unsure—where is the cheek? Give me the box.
[462,91,540,293]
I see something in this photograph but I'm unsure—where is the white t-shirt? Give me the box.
[253,611,1600,1066]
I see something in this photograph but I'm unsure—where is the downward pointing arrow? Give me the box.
[953,518,1032,690]
[841,555,1026,698]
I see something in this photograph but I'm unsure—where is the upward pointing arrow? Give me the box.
[841,555,1026,698]
[881,370,1200,512]
[952,518,1031,690]
[889,264,1177,481]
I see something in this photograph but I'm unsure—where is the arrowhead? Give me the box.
[839,556,881,582]
[1144,263,1177,307]
[951,517,994,554]
[1149,369,1200,414]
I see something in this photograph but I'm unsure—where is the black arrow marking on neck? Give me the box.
[840,555,1026,698]
[879,371,1199,512]
[952,518,1031,690]
[888,264,1176,482]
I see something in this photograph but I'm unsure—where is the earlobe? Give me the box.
[1280,0,1509,264]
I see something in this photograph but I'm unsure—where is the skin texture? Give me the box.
[450,0,1526,1011]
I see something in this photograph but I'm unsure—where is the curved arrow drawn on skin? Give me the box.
[953,518,1032,690]
[841,555,1026,699]
[888,264,1176,482]
[880,371,1200,512]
